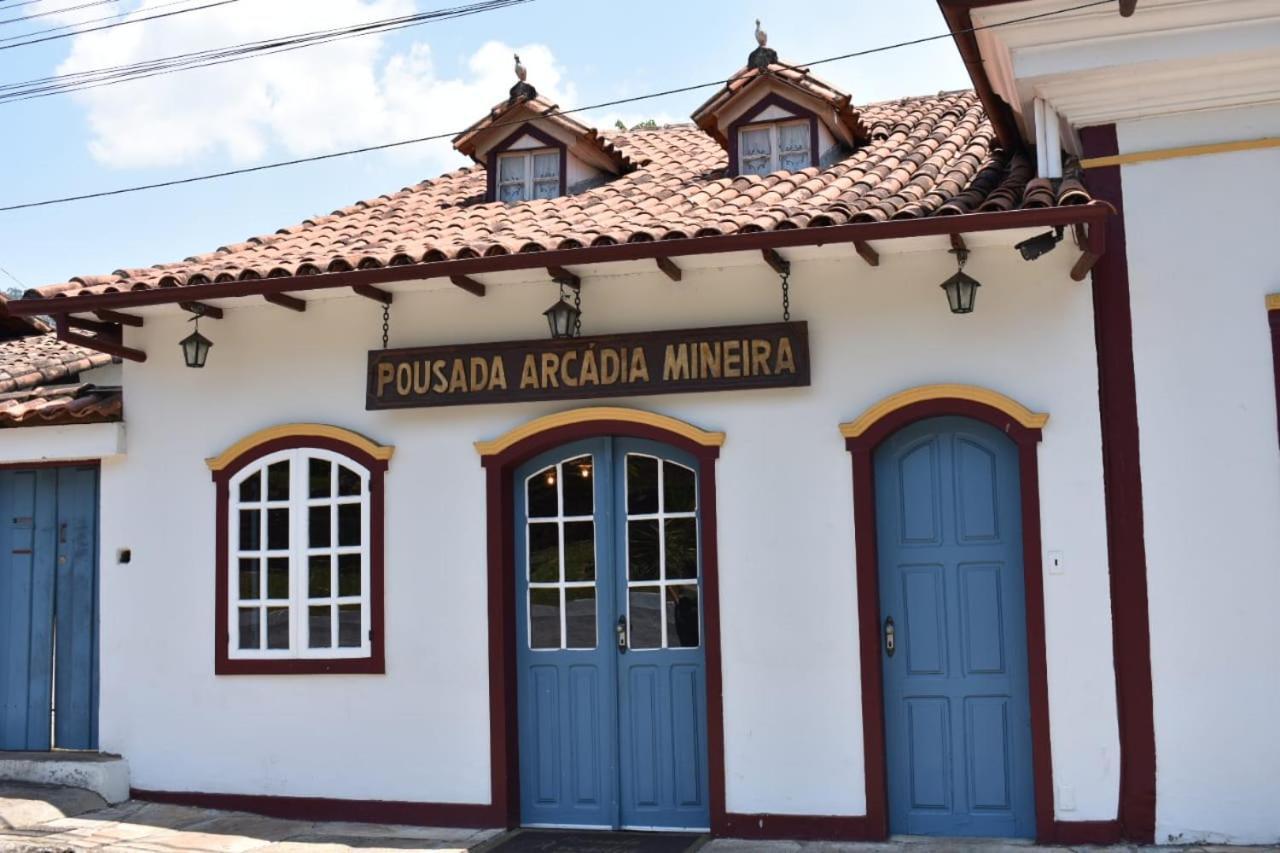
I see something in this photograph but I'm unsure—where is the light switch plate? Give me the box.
[1047,550,1065,575]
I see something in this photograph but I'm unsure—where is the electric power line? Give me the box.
[0,0,236,50]
[0,0,1118,214]
[0,0,204,46]
[0,0,120,27]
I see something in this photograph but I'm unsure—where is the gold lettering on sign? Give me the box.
[663,344,690,380]
[396,363,412,396]
[377,362,394,395]
[561,351,579,387]
[580,348,599,385]
[751,339,771,375]
[723,339,741,378]
[630,348,650,383]
[520,355,538,389]
[490,356,508,391]
[775,337,796,374]
[601,349,620,385]
[469,357,489,393]
[540,353,560,389]
[413,362,430,394]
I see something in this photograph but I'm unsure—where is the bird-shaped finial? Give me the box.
[515,53,527,83]
[755,19,767,47]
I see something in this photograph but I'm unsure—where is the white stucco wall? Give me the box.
[96,242,1120,819]
[1117,104,1280,845]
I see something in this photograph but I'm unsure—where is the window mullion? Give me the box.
[290,449,306,658]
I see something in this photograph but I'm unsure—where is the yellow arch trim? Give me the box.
[839,384,1049,439]
[206,423,395,471]
[1266,293,1280,312]
[475,407,726,457]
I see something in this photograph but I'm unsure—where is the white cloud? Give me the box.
[48,0,577,171]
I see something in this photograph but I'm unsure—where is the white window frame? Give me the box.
[497,147,561,203]
[624,453,700,651]
[227,447,372,661]
[524,456,597,652]
[737,118,812,175]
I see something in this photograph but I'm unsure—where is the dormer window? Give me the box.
[498,149,562,202]
[738,119,812,175]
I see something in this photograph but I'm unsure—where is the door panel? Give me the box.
[877,417,1034,838]
[0,467,98,752]
[514,438,709,831]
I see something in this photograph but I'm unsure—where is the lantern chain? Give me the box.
[573,285,582,337]
[381,302,389,350]
[780,269,791,323]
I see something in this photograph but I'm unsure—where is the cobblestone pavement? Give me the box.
[2,784,1276,853]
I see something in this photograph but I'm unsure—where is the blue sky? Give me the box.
[0,0,971,291]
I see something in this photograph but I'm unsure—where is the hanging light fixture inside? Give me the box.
[939,247,981,315]
[179,315,213,368]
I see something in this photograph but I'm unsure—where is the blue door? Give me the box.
[875,417,1035,838]
[515,438,709,830]
[0,465,99,751]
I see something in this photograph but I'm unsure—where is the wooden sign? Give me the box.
[366,322,809,409]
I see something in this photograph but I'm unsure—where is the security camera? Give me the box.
[1015,226,1065,261]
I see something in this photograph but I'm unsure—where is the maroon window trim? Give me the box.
[212,434,388,676]
[481,420,725,832]
[726,92,821,178]
[1270,302,1280,450]
[844,397,1095,845]
[484,124,568,203]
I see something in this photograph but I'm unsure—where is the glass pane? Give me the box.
[564,521,595,582]
[565,587,596,649]
[527,466,558,518]
[499,182,526,203]
[266,607,290,649]
[267,460,290,501]
[533,152,558,179]
[238,472,261,502]
[778,122,809,151]
[308,605,331,648]
[238,509,260,551]
[338,553,361,597]
[337,466,360,497]
[628,519,660,581]
[337,502,361,547]
[629,587,661,650]
[665,518,698,579]
[238,558,260,601]
[562,456,592,516]
[238,608,260,649]
[267,556,289,599]
[780,152,810,171]
[267,508,289,550]
[309,505,330,548]
[742,155,771,176]
[308,555,331,598]
[627,455,659,514]
[666,585,700,648]
[529,588,560,650]
[741,127,771,156]
[663,461,696,512]
[533,180,559,200]
[528,522,559,583]
[309,458,331,498]
[338,604,361,647]
[498,153,525,181]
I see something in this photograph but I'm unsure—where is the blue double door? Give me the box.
[876,417,1036,838]
[0,466,99,751]
[515,438,709,831]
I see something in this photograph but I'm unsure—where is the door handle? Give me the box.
[884,616,895,657]
[616,615,627,654]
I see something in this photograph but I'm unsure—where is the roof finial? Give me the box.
[509,52,536,102]
[747,19,778,69]
[514,53,527,83]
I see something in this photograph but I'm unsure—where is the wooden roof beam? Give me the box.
[352,284,393,304]
[264,292,306,312]
[95,309,144,327]
[179,301,223,319]
[547,266,580,290]
[655,256,682,282]
[449,275,486,297]
[1119,0,1137,16]
[761,248,790,276]
[853,240,879,267]
[950,232,968,253]
[55,315,146,363]
[65,314,119,336]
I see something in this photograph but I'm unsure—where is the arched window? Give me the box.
[208,425,392,675]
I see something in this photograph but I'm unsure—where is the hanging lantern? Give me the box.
[180,317,213,368]
[543,278,581,339]
[940,248,981,315]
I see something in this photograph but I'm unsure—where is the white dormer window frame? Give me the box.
[497,148,562,203]
[737,118,813,176]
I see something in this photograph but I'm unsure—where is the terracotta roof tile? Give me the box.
[0,382,122,427]
[0,333,115,395]
[27,91,1093,302]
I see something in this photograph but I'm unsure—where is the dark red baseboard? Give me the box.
[720,812,876,840]
[1049,819,1124,845]
[129,788,502,829]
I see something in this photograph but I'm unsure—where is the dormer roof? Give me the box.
[451,81,631,176]
[691,58,869,151]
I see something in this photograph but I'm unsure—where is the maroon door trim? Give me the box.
[1079,123,1158,844]
[1269,299,1280,450]
[211,434,388,676]
[480,418,726,831]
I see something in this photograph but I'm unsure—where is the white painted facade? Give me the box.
[85,237,1122,819]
